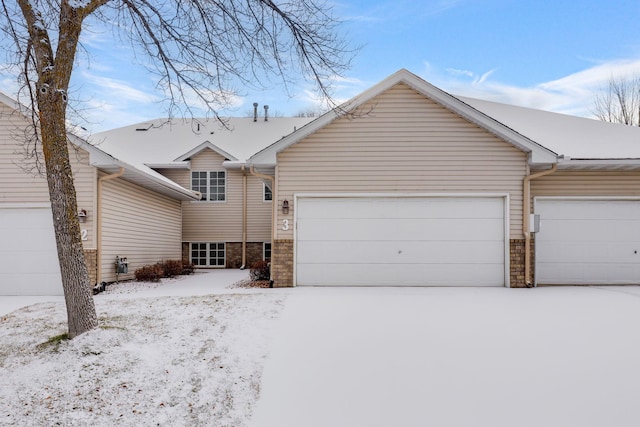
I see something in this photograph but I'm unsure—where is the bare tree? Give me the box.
[593,75,640,126]
[0,0,351,338]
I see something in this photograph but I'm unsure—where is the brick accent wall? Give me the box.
[509,238,535,288]
[226,242,242,268]
[226,242,267,268]
[84,249,98,286]
[181,242,189,263]
[272,239,294,287]
[246,242,265,267]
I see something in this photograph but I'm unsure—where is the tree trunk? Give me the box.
[39,93,97,338]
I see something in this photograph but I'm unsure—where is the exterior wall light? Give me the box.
[78,209,87,223]
[282,200,289,215]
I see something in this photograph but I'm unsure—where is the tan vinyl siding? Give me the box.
[0,102,96,248]
[276,83,528,239]
[247,175,272,241]
[158,166,272,243]
[180,150,244,241]
[100,174,182,282]
[531,170,640,205]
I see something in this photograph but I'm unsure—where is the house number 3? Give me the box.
[282,219,290,231]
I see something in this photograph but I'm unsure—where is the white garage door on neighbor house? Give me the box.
[535,198,640,285]
[295,196,507,287]
[0,205,63,295]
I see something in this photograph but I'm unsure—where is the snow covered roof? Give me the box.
[250,69,558,167]
[458,96,640,162]
[0,91,198,201]
[250,69,640,170]
[90,117,314,169]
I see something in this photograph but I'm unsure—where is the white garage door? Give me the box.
[536,199,640,285]
[295,196,506,286]
[0,206,63,295]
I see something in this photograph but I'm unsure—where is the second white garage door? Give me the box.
[295,196,507,286]
[0,205,63,295]
[536,199,640,285]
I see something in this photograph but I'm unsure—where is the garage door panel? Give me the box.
[298,218,504,242]
[297,197,503,220]
[298,240,504,264]
[537,262,640,285]
[297,262,503,286]
[541,220,640,242]
[541,200,640,220]
[536,199,640,285]
[296,197,506,287]
[537,241,638,263]
[0,207,63,295]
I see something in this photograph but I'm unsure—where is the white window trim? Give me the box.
[190,242,226,268]
[191,170,227,203]
[263,182,273,202]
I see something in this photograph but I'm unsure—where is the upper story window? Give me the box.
[263,183,273,202]
[192,171,226,202]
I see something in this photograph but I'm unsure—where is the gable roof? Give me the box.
[459,96,640,164]
[0,92,199,201]
[91,117,314,170]
[174,141,238,162]
[249,69,559,167]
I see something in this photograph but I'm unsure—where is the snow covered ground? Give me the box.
[251,286,640,427]
[3,276,640,426]
[0,270,287,426]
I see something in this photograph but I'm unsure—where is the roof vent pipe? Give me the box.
[264,105,269,122]
[253,102,258,122]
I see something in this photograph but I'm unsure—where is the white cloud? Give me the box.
[423,58,640,118]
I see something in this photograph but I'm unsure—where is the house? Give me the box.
[90,114,313,270]
[248,69,640,288]
[4,68,640,294]
[0,93,311,295]
[0,93,200,295]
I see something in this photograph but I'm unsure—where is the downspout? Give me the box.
[523,163,557,287]
[240,167,247,269]
[250,166,275,286]
[96,167,125,285]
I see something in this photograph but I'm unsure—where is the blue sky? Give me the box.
[3,0,640,132]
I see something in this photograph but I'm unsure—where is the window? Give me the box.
[190,242,225,267]
[191,171,226,201]
[263,183,272,202]
[263,242,272,261]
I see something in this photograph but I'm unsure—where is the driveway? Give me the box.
[250,286,640,427]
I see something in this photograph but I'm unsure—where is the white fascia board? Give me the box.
[145,162,191,170]
[557,158,640,170]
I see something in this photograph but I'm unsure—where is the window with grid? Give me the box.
[263,183,272,202]
[264,242,272,261]
[190,242,225,267]
[191,171,226,202]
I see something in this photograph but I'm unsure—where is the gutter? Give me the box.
[240,166,247,269]
[522,163,557,287]
[250,166,275,286]
[96,167,125,284]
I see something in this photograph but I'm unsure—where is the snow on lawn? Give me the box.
[0,290,285,426]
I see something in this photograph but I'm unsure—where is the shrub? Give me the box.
[161,260,184,278]
[249,260,270,281]
[135,264,164,282]
[181,261,195,275]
